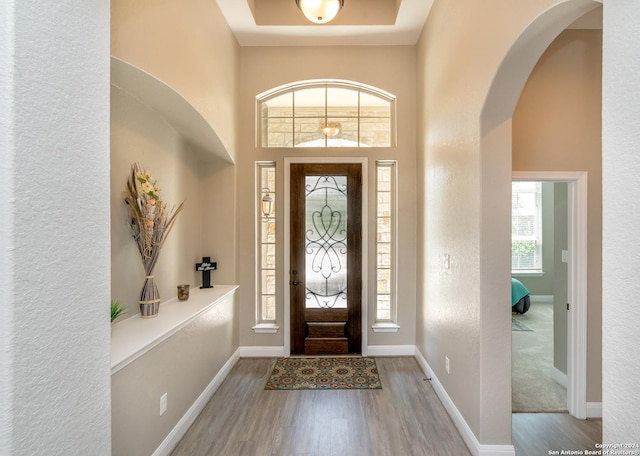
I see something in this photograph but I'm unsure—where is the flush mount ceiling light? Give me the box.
[321,121,341,137]
[295,0,344,24]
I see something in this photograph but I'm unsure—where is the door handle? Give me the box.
[290,280,300,286]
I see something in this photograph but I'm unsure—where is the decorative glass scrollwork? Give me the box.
[304,175,348,308]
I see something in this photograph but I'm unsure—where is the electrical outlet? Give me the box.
[443,254,450,270]
[160,393,167,416]
[445,356,450,374]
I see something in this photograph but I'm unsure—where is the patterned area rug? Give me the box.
[265,357,382,390]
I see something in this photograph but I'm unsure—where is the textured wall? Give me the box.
[553,183,569,375]
[111,87,206,318]
[237,46,418,349]
[0,1,111,454]
[602,0,640,443]
[111,292,239,456]
[416,0,601,445]
[110,3,241,453]
[110,0,241,319]
[111,0,240,160]
[513,28,603,402]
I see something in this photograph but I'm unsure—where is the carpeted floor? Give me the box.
[512,301,567,412]
[265,357,382,390]
[512,317,533,331]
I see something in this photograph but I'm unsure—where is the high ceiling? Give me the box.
[217,0,434,46]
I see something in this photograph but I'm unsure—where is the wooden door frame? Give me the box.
[284,157,368,357]
[512,171,589,419]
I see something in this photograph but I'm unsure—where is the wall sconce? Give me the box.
[321,121,341,137]
[295,0,344,24]
[261,189,274,219]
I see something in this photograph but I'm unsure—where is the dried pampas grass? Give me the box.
[124,163,183,316]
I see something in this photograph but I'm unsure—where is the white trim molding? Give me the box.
[239,346,286,358]
[512,171,588,420]
[371,322,401,333]
[152,348,241,456]
[551,366,568,389]
[367,345,415,356]
[586,402,602,419]
[414,348,515,456]
[252,323,280,334]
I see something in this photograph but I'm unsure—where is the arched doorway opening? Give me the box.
[480,0,602,421]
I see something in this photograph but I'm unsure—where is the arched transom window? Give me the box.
[257,80,396,148]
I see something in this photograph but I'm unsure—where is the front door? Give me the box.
[290,163,362,355]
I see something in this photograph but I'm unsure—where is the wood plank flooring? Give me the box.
[512,413,602,456]
[171,357,471,456]
[171,357,603,456]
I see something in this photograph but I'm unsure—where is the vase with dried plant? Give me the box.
[124,163,183,318]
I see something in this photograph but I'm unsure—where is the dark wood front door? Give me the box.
[290,163,362,355]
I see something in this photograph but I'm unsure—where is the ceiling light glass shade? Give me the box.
[296,0,344,24]
[321,121,341,137]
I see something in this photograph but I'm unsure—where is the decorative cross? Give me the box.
[195,256,217,289]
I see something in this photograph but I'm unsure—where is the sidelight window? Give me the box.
[373,161,399,331]
[254,162,279,333]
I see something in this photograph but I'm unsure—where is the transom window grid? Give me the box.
[512,181,542,272]
[257,162,277,323]
[258,81,395,148]
[376,161,397,322]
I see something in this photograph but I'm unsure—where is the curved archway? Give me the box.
[480,0,602,423]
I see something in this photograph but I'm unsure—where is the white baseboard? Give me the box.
[239,346,285,357]
[414,348,515,456]
[551,366,568,388]
[237,345,416,358]
[530,294,553,303]
[152,347,241,456]
[586,402,602,418]
[367,345,416,356]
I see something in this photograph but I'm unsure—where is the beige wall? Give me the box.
[111,0,240,160]
[237,46,417,349]
[111,87,203,316]
[554,182,569,375]
[416,0,601,445]
[513,29,602,402]
[110,3,241,454]
[110,0,240,317]
[112,292,239,456]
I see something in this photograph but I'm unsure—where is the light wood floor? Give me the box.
[171,357,471,456]
[171,357,603,456]
[513,413,602,456]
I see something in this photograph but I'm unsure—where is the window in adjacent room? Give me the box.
[257,80,396,148]
[254,161,278,333]
[512,181,543,273]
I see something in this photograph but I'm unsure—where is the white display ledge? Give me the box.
[111,285,238,374]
